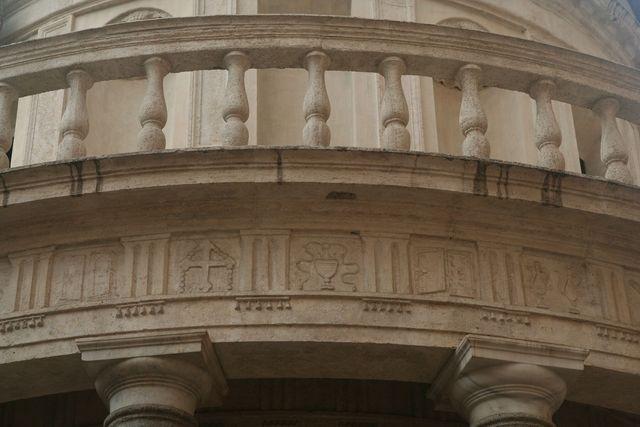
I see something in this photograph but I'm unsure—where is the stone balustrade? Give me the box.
[0,15,637,184]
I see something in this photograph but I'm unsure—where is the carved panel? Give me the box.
[521,251,603,317]
[291,235,361,292]
[409,238,479,298]
[625,270,640,326]
[9,248,55,311]
[239,231,290,292]
[0,258,12,314]
[411,247,445,294]
[446,250,477,298]
[478,244,525,305]
[235,296,291,311]
[587,262,626,322]
[122,234,170,297]
[170,236,239,294]
[51,246,123,306]
[362,233,410,294]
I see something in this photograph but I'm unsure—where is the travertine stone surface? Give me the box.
[78,331,228,426]
[0,148,638,415]
[0,83,17,170]
[0,2,639,423]
[593,97,633,184]
[379,56,410,150]
[137,57,170,151]
[530,80,565,171]
[456,64,489,158]
[58,69,93,160]
[430,335,587,427]
[303,51,331,147]
[221,51,250,147]
[451,363,566,427]
[98,357,204,427]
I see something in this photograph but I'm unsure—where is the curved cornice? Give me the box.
[0,147,638,253]
[0,15,638,125]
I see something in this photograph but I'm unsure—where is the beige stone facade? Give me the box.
[1,0,640,426]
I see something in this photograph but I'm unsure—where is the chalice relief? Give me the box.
[296,242,355,290]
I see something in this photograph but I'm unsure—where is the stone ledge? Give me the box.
[0,148,638,220]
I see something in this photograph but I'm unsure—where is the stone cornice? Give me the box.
[0,147,638,224]
[0,15,638,124]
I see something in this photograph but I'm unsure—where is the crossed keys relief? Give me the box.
[295,242,359,291]
[178,241,236,293]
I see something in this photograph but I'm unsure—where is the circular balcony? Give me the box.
[0,14,639,426]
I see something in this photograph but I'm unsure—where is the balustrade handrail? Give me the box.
[0,14,638,182]
[0,15,638,120]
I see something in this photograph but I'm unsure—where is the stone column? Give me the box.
[78,331,228,427]
[450,363,566,427]
[428,335,587,427]
[96,356,209,427]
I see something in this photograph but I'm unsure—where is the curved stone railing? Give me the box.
[0,14,639,180]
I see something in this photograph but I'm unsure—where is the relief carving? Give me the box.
[362,234,411,294]
[115,301,164,318]
[239,231,290,292]
[625,272,640,326]
[446,250,477,298]
[293,241,359,291]
[235,296,292,311]
[10,248,55,311]
[411,248,446,294]
[410,239,478,298]
[59,254,85,302]
[107,8,171,25]
[478,245,525,305]
[596,325,640,344]
[362,297,412,313]
[522,252,603,317]
[481,308,531,326]
[88,253,115,299]
[178,241,236,293]
[52,248,121,306]
[122,234,171,297]
[0,314,44,334]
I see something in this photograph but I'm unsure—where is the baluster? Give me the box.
[593,97,633,184]
[456,64,489,158]
[529,79,564,170]
[58,69,93,160]
[379,56,410,150]
[138,57,170,151]
[0,83,17,169]
[303,51,331,147]
[222,51,250,146]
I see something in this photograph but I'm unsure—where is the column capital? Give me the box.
[428,335,588,427]
[77,331,228,426]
